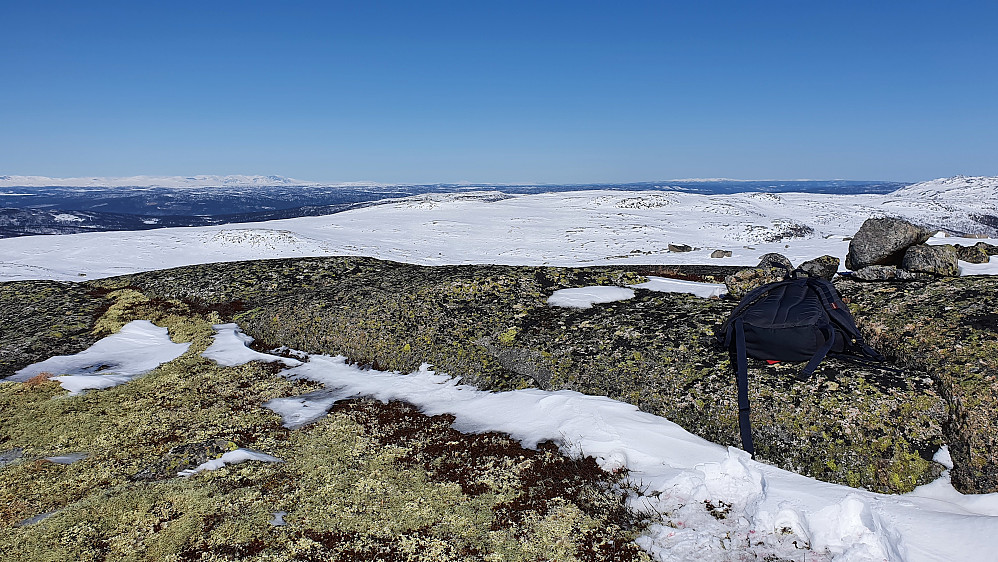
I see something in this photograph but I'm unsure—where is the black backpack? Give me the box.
[718,276,885,456]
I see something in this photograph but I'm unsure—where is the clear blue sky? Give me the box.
[2,1,995,183]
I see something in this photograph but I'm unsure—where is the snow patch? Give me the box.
[548,286,635,308]
[52,213,84,222]
[7,320,190,395]
[630,276,727,298]
[202,323,302,367]
[177,448,283,477]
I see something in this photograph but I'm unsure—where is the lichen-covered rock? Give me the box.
[845,217,934,270]
[668,243,693,253]
[723,267,788,299]
[7,256,997,498]
[902,244,959,276]
[0,288,647,560]
[0,281,105,376]
[796,255,840,281]
[838,276,998,494]
[93,257,950,494]
[955,244,992,264]
[132,438,239,481]
[977,241,998,256]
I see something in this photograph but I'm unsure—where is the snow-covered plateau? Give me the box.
[0,176,996,282]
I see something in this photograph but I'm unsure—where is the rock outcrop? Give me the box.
[3,257,996,498]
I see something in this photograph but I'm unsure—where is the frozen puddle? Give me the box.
[7,320,190,395]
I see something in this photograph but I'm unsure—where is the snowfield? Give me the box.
[0,176,996,282]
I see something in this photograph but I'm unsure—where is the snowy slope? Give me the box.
[0,178,996,282]
[880,176,998,235]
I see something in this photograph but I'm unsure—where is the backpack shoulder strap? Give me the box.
[732,318,755,456]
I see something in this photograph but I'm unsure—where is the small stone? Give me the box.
[710,250,732,258]
[796,255,840,281]
[757,253,793,271]
[956,244,991,264]
[976,241,998,256]
[668,244,694,253]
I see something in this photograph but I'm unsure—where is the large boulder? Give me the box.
[902,244,959,277]
[839,276,998,494]
[846,218,934,271]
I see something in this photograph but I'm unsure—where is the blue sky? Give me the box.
[1,1,995,183]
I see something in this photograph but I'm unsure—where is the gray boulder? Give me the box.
[668,243,694,253]
[846,218,934,270]
[757,253,793,271]
[710,250,732,258]
[796,255,840,281]
[903,244,959,277]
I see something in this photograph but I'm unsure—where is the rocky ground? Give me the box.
[1,256,996,559]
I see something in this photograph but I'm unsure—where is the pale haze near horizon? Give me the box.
[1,1,995,184]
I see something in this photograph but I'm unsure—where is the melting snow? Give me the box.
[631,276,728,298]
[177,448,283,477]
[7,320,190,395]
[202,323,302,367]
[547,286,635,308]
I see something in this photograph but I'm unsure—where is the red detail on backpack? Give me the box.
[766,360,781,364]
